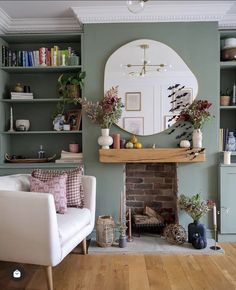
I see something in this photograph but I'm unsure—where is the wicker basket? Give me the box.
[96,215,115,247]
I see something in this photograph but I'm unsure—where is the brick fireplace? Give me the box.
[126,163,177,224]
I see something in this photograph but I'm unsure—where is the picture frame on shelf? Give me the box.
[125,92,141,111]
[164,114,179,130]
[66,109,82,131]
[123,117,144,135]
[172,88,193,111]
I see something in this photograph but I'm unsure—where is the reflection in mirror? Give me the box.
[104,39,198,136]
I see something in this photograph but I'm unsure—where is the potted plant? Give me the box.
[58,71,86,99]
[116,222,127,248]
[178,193,214,245]
[220,88,232,106]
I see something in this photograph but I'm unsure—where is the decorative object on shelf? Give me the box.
[125,141,134,149]
[96,215,115,247]
[163,224,187,245]
[38,145,45,159]
[223,151,231,164]
[120,139,126,149]
[63,124,70,131]
[127,208,133,242]
[58,72,86,99]
[80,86,123,149]
[178,193,214,245]
[5,153,56,163]
[226,131,236,151]
[116,222,128,248]
[180,139,191,148]
[98,128,113,149]
[8,106,15,132]
[112,134,120,149]
[220,88,231,106]
[66,109,82,131]
[232,83,236,105]
[192,233,206,249]
[176,100,213,148]
[53,114,65,131]
[13,83,24,92]
[69,142,79,153]
[15,119,30,131]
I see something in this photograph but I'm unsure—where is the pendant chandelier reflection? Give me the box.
[126,44,168,77]
[126,0,149,14]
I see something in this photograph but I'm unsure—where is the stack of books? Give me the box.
[10,92,33,99]
[219,128,229,151]
[55,150,83,163]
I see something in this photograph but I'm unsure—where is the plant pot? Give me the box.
[192,129,202,148]
[220,95,231,106]
[188,220,207,245]
[98,128,113,149]
[119,235,127,248]
[67,84,80,99]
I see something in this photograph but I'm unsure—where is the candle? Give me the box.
[213,204,217,227]
[128,208,132,239]
[233,83,236,105]
[120,191,123,223]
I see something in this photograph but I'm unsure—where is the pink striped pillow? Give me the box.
[29,174,68,214]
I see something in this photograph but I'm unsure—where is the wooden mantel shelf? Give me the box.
[99,148,205,163]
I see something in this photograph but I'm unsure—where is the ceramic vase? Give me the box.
[188,220,207,247]
[118,235,127,248]
[192,129,202,148]
[98,128,113,149]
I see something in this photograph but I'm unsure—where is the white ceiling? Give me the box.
[0,1,235,34]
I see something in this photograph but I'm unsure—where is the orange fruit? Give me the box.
[134,142,142,149]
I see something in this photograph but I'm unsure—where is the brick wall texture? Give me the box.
[126,163,177,217]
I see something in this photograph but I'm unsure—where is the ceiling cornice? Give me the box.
[0,8,81,34]
[72,1,234,26]
[220,14,236,29]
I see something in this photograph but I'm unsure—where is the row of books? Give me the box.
[219,128,230,151]
[1,46,79,67]
[55,150,83,164]
[10,92,33,100]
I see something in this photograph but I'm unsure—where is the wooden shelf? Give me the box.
[99,148,205,163]
[0,65,82,73]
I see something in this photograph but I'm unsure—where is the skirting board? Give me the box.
[218,234,236,242]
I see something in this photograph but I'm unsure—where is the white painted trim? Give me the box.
[219,14,236,29]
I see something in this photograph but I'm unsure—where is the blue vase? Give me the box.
[188,220,207,245]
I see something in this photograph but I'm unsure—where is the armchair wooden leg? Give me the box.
[82,239,87,255]
[45,266,53,290]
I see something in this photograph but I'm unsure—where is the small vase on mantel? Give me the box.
[98,128,113,149]
[192,129,202,148]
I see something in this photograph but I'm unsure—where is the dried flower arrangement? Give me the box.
[80,86,123,128]
[178,193,214,221]
[176,99,213,129]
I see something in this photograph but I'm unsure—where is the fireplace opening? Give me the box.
[125,163,178,235]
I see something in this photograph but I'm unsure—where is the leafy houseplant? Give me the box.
[80,86,123,129]
[178,193,214,221]
[53,71,86,119]
[220,88,232,106]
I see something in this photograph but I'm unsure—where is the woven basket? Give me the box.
[96,215,115,247]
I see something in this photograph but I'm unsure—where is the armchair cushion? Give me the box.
[57,207,91,246]
[32,167,84,208]
[30,175,68,214]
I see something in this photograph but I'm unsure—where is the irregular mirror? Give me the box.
[104,39,198,136]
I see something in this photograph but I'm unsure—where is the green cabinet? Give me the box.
[0,33,83,173]
[220,165,236,234]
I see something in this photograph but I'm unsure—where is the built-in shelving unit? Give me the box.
[0,33,83,170]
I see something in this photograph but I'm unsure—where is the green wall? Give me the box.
[83,22,219,229]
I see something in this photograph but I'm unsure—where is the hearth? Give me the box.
[126,163,177,233]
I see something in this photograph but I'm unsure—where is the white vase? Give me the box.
[98,128,113,149]
[192,129,202,148]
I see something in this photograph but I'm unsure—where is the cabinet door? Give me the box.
[220,166,236,233]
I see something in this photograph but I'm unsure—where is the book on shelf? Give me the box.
[10,92,33,99]
[219,128,229,151]
[60,150,83,159]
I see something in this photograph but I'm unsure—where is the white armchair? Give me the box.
[0,174,96,290]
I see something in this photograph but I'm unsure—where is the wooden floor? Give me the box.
[1,243,236,290]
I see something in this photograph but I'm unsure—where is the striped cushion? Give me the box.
[32,167,84,208]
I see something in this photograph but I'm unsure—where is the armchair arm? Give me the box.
[81,176,96,227]
[0,190,62,266]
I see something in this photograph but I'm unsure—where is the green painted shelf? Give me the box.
[1,131,82,134]
[0,65,82,73]
[0,99,63,103]
[220,106,236,109]
[0,163,81,169]
[220,61,236,70]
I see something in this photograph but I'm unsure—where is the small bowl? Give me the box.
[15,119,30,131]
[225,38,236,48]
[221,47,236,61]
